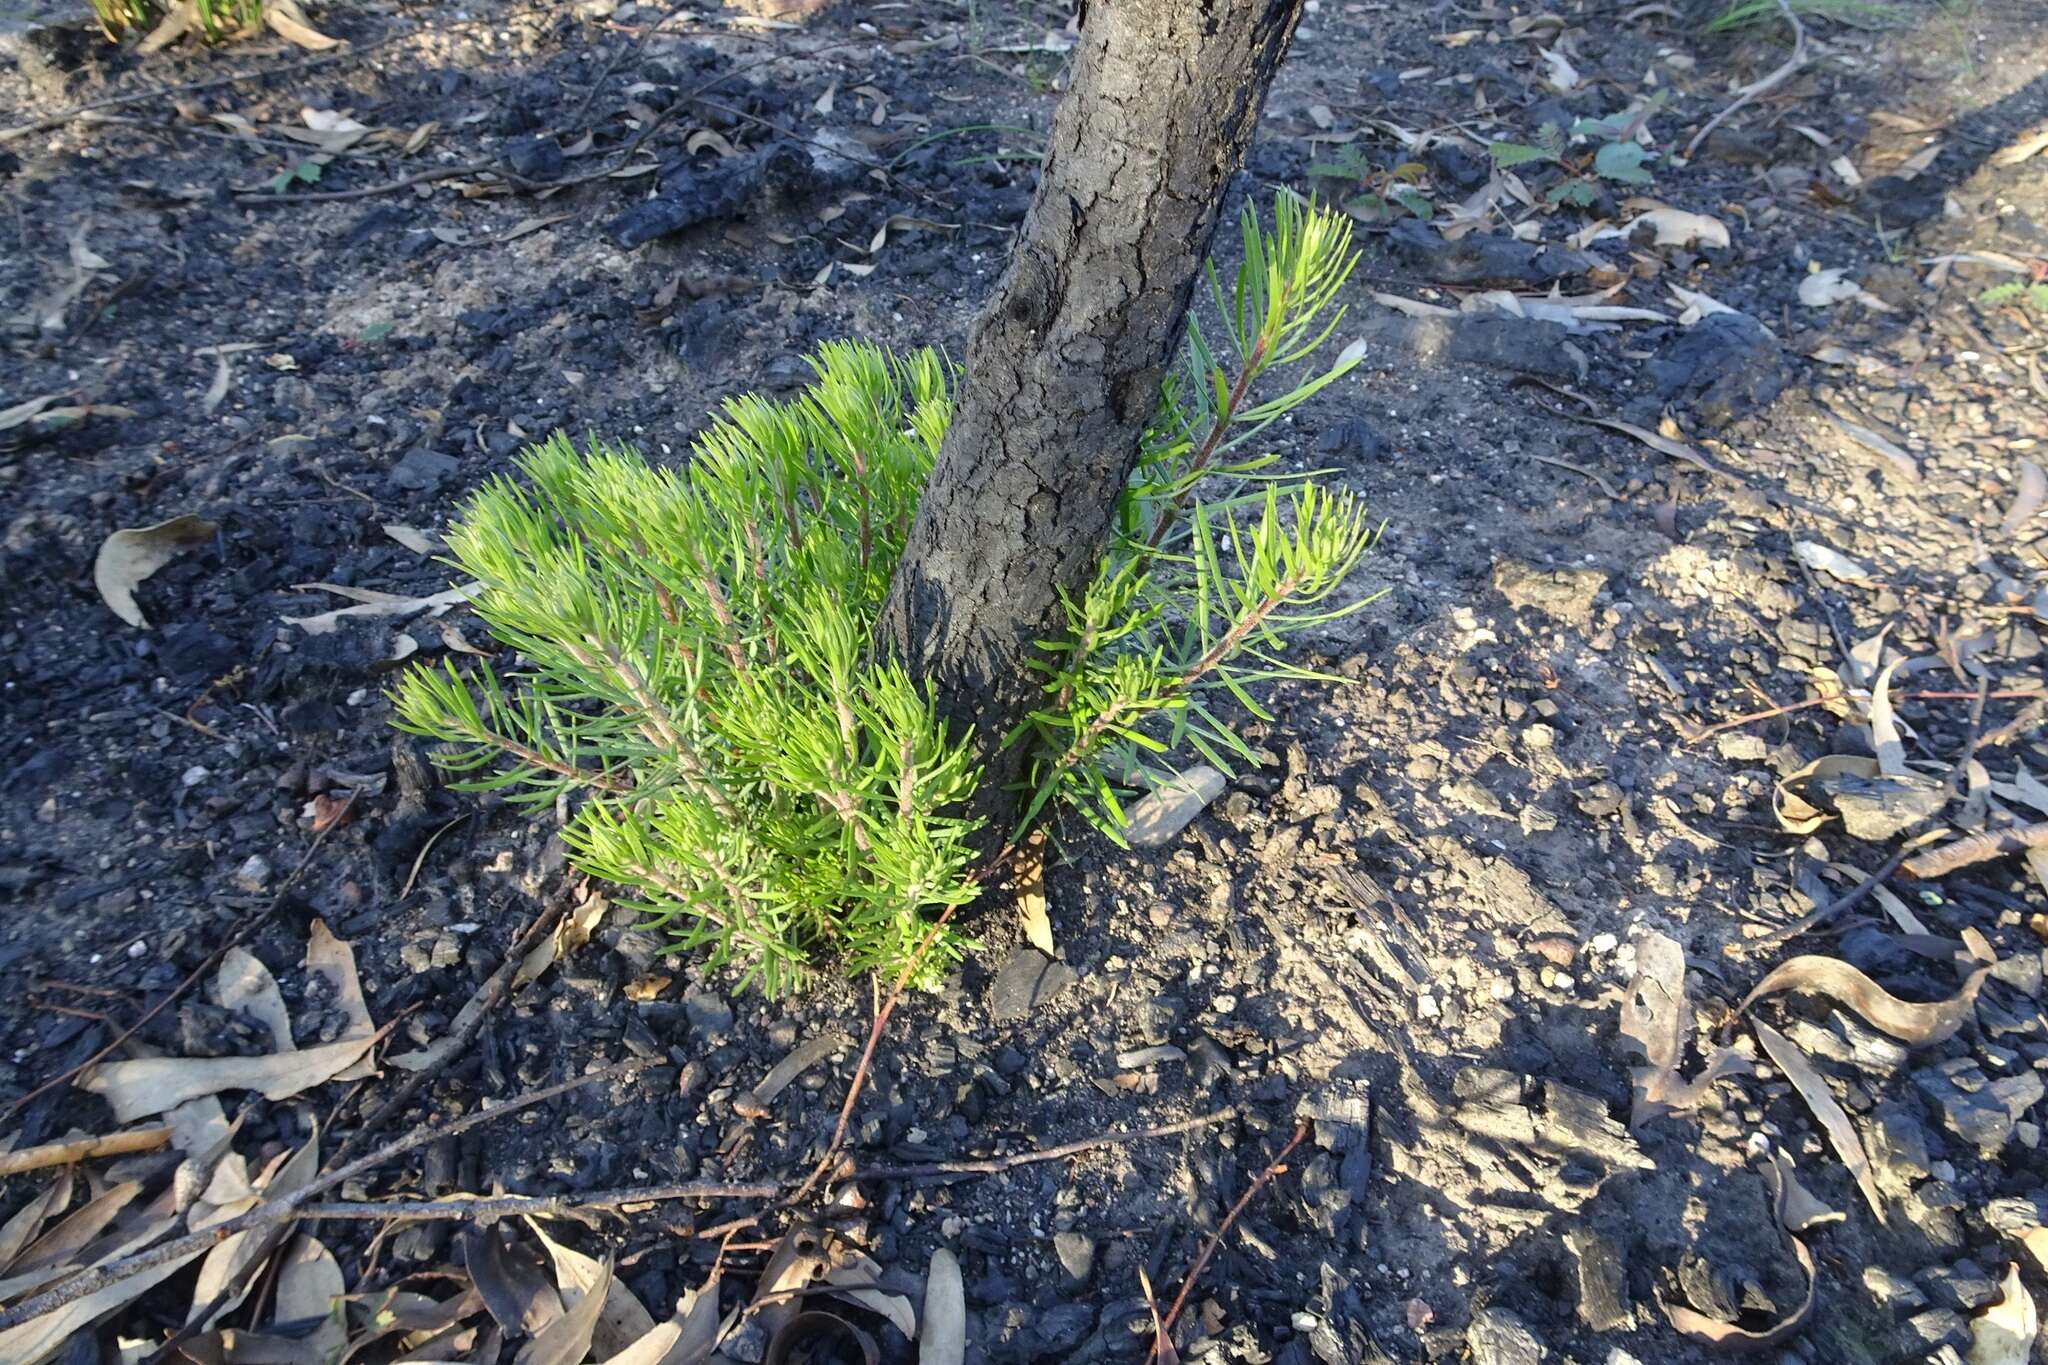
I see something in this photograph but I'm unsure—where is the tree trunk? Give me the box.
[879,0,1305,841]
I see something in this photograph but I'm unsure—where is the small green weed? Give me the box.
[393,194,1379,997]
[1489,93,1666,206]
[91,0,278,42]
[1706,0,1903,32]
[1306,145,1434,222]
[1978,278,2048,313]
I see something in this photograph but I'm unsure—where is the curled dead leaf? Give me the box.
[94,514,216,629]
[1752,1019,1883,1220]
[1741,954,1990,1045]
[1618,931,1750,1126]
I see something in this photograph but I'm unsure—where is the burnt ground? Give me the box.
[3,0,2048,1360]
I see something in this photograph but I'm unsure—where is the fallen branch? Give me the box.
[0,1057,650,1332]
[1149,1121,1308,1362]
[1904,821,2048,880]
[1683,0,1808,160]
[0,1126,170,1177]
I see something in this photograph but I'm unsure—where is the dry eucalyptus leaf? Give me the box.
[733,1030,850,1120]
[1791,540,1872,586]
[1621,207,1730,248]
[304,918,378,1080]
[1013,832,1053,958]
[824,1249,916,1339]
[188,1132,317,1328]
[283,581,478,635]
[1868,657,1908,778]
[7,1182,137,1278]
[94,514,215,629]
[750,1226,830,1339]
[527,1217,656,1356]
[500,214,574,244]
[1618,931,1750,1126]
[1661,1160,1816,1351]
[1740,954,1988,1046]
[267,0,339,49]
[215,948,294,1053]
[2001,460,2046,537]
[516,1257,611,1365]
[1762,1147,1842,1234]
[274,1234,347,1360]
[1124,765,1226,847]
[1751,1019,1883,1219]
[0,1174,71,1274]
[0,393,63,431]
[919,1249,964,1365]
[1799,266,1887,309]
[1971,1264,2038,1365]
[81,1031,382,1122]
[0,1239,208,1365]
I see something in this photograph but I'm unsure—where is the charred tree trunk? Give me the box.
[879,0,1304,841]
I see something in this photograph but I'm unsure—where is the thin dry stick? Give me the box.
[787,840,1020,1205]
[325,892,570,1170]
[1760,845,1913,942]
[0,790,358,1127]
[1905,821,2048,880]
[1679,688,2044,745]
[1683,0,1808,160]
[0,1127,170,1178]
[0,1058,650,1332]
[854,1108,1240,1180]
[293,1182,780,1223]
[1149,1121,1309,1361]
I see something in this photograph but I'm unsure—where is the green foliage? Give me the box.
[90,0,267,41]
[264,159,323,194]
[1306,146,1434,222]
[1491,97,1665,204]
[392,196,1379,996]
[1978,279,2048,312]
[1706,0,1902,32]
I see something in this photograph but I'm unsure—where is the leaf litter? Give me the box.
[1617,931,1750,1126]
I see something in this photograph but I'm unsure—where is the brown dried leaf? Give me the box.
[216,947,294,1053]
[1761,1146,1842,1234]
[1014,831,1053,957]
[283,582,478,636]
[733,1031,849,1120]
[764,1312,878,1365]
[2002,460,2046,538]
[527,1217,656,1356]
[1971,1264,2038,1365]
[0,1238,209,1365]
[0,1173,71,1274]
[1661,1166,1816,1351]
[823,1248,915,1339]
[749,1226,829,1339]
[1618,932,1750,1126]
[304,919,378,1081]
[94,514,216,629]
[274,1234,347,1360]
[1751,1019,1883,1219]
[81,1031,383,1122]
[266,0,338,49]
[467,1226,564,1337]
[516,1257,611,1365]
[1740,954,1988,1046]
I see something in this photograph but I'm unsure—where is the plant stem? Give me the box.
[1144,336,1268,550]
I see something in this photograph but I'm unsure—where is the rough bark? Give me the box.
[879,0,1305,839]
